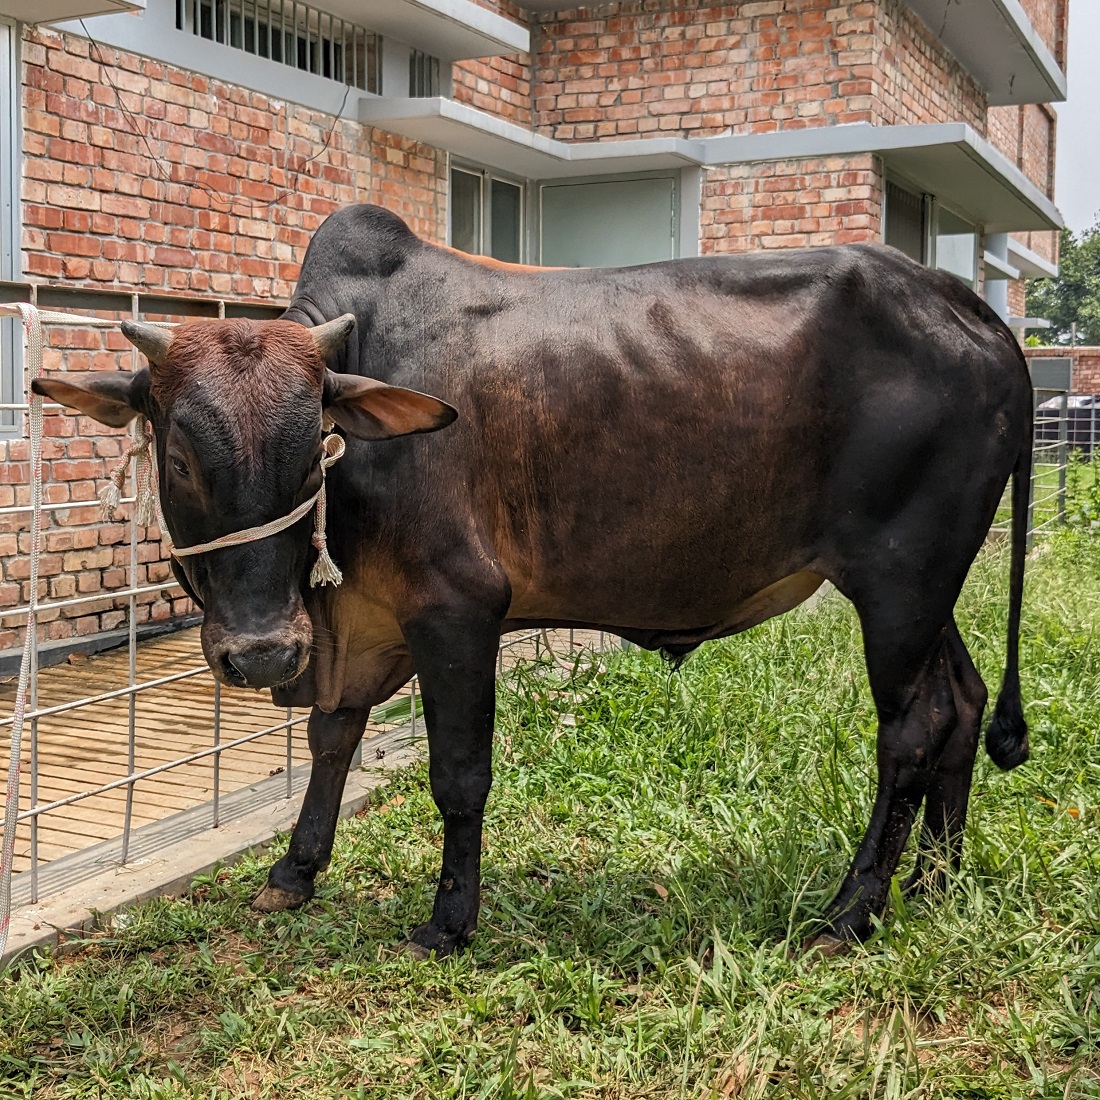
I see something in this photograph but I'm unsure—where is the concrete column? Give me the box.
[985,233,1010,321]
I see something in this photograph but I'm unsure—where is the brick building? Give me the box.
[1025,345,1100,394]
[0,0,1070,659]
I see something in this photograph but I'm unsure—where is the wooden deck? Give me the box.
[0,624,604,882]
[1,628,317,874]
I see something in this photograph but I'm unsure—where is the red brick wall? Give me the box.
[21,28,446,300]
[1018,0,1068,65]
[1024,347,1100,393]
[1008,279,1028,319]
[452,55,533,126]
[874,0,985,131]
[534,0,877,141]
[989,97,1058,266]
[701,155,882,253]
[988,105,1019,162]
[2,26,447,656]
[452,0,532,125]
[1020,104,1055,195]
[1071,351,1100,394]
[534,0,987,142]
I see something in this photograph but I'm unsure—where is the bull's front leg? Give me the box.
[253,705,370,912]
[401,604,503,958]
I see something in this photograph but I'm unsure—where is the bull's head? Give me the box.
[32,317,456,689]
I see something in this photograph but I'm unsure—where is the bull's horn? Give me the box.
[120,321,173,367]
[310,314,356,360]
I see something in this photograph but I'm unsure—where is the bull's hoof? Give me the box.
[398,937,432,961]
[803,932,852,959]
[402,922,468,959]
[251,883,311,913]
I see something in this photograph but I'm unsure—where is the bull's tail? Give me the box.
[985,428,1032,770]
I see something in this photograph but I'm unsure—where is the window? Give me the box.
[450,166,524,264]
[884,180,929,264]
[884,182,979,290]
[1,19,18,433]
[175,0,381,93]
[409,50,440,97]
[539,175,678,267]
[935,207,978,289]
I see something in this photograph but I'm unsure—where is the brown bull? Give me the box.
[35,204,1032,956]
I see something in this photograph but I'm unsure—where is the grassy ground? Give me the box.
[2,535,1099,1098]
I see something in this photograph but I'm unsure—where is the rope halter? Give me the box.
[99,423,347,587]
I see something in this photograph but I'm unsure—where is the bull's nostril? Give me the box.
[218,643,303,688]
[281,645,302,681]
[222,652,248,686]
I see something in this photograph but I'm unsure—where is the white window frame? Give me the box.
[1,17,21,435]
[447,159,526,263]
[930,197,980,290]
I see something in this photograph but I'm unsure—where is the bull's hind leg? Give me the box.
[815,605,959,948]
[904,619,987,895]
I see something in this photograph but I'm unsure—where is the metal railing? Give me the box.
[990,359,1100,541]
[0,294,616,917]
[1021,358,1100,537]
[1030,385,1071,535]
[409,50,441,98]
[175,0,382,93]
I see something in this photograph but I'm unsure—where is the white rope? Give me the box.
[0,304,127,326]
[0,304,45,963]
[171,491,322,558]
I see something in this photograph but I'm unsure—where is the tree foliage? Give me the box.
[1026,222,1100,345]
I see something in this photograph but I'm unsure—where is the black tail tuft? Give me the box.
[985,382,1032,772]
[986,670,1029,770]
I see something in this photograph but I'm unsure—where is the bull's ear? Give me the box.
[31,370,150,428]
[323,371,457,441]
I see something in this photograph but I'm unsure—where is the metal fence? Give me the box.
[0,293,615,943]
[991,358,1100,540]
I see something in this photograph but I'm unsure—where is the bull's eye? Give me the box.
[170,456,191,479]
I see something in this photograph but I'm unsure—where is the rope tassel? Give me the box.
[310,433,345,587]
[100,424,155,524]
[97,473,124,522]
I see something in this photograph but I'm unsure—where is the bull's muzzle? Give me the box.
[209,634,310,689]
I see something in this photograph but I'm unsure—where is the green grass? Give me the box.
[2,535,1100,1098]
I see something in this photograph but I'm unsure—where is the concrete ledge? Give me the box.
[2,722,420,970]
[0,614,201,677]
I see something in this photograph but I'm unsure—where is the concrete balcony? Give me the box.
[905,0,1066,105]
[362,97,1062,234]
[2,0,144,21]
[322,0,528,62]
